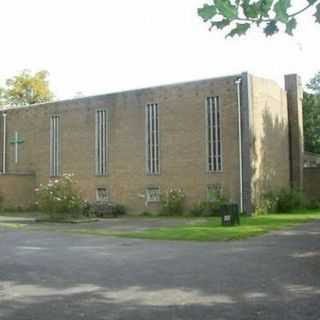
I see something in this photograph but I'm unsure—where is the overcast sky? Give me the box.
[1,0,319,100]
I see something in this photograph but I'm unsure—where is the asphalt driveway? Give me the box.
[0,221,320,319]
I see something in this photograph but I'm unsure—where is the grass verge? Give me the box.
[68,210,320,241]
[0,210,40,218]
[0,223,26,229]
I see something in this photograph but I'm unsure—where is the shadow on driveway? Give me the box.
[0,221,319,319]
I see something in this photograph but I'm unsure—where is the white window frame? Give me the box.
[145,186,161,203]
[49,115,61,177]
[205,96,223,172]
[145,103,160,175]
[95,109,109,176]
[96,187,110,202]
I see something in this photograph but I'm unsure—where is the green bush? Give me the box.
[190,196,229,217]
[306,199,320,210]
[35,174,85,220]
[83,202,127,218]
[277,189,306,212]
[189,202,206,217]
[160,188,185,216]
[112,204,127,217]
[0,205,38,213]
[258,189,307,214]
[140,211,154,217]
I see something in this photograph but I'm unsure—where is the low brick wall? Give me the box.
[303,168,320,200]
[0,174,36,208]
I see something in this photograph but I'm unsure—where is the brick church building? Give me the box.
[0,73,304,213]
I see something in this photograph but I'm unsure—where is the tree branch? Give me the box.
[231,0,320,24]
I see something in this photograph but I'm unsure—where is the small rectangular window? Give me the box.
[50,115,61,177]
[96,187,110,202]
[145,103,160,175]
[96,109,108,176]
[145,187,161,203]
[207,184,223,202]
[206,96,222,172]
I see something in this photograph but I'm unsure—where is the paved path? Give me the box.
[0,221,320,319]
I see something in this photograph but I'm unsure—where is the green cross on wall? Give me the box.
[9,131,24,164]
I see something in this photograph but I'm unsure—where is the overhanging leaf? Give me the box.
[215,0,238,19]
[273,0,292,23]
[264,20,279,36]
[198,4,217,22]
[315,3,320,23]
[242,1,260,18]
[285,18,297,35]
[226,23,251,37]
[210,19,231,30]
[259,0,274,17]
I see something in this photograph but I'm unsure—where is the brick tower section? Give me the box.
[285,74,304,190]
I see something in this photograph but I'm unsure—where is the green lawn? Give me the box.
[1,209,320,242]
[72,210,320,241]
[0,210,40,218]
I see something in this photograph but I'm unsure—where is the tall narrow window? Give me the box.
[50,115,61,177]
[96,109,108,176]
[206,96,222,172]
[145,103,160,175]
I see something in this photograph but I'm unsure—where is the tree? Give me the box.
[306,71,320,94]
[0,87,6,107]
[2,70,54,106]
[304,72,320,153]
[198,0,320,37]
[303,92,320,153]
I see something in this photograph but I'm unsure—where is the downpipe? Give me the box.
[235,77,243,213]
[2,111,7,174]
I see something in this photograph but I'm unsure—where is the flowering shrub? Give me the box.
[35,173,85,219]
[160,188,185,216]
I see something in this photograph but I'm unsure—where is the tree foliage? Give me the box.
[198,0,320,37]
[303,72,320,154]
[0,87,6,107]
[306,71,320,94]
[303,92,320,153]
[0,70,54,106]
